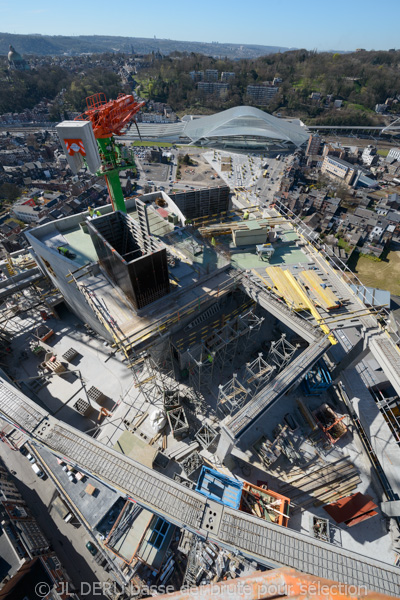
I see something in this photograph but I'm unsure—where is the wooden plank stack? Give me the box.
[278,457,361,511]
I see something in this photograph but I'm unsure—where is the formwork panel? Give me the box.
[87,211,170,310]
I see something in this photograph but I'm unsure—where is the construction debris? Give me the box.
[181,532,257,588]
[180,451,203,478]
[313,403,347,444]
[310,516,330,542]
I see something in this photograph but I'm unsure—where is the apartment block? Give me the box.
[221,72,235,82]
[197,82,229,97]
[246,85,278,105]
[306,134,322,156]
[205,69,219,81]
[321,155,357,185]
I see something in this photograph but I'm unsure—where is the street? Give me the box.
[0,441,109,599]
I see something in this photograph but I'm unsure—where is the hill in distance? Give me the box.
[0,33,294,59]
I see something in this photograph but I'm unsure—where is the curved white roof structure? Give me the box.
[184,106,309,149]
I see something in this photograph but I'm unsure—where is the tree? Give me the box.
[0,183,21,203]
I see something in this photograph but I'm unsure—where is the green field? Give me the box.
[352,250,400,295]
[131,140,173,147]
[377,148,389,157]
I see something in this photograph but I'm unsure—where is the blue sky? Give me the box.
[1,0,399,52]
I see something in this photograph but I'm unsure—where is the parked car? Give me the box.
[67,472,77,484]
[86,541,98,556]
[19,445,29,457]
[31,463,46,479]
[26,453,36,464]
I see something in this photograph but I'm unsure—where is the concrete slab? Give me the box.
[113,431,157,469]
[111,508,152,562]
[37,447,120,529]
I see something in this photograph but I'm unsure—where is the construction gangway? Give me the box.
[0,379,399,596]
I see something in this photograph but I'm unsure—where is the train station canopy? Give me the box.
[184,106,309,149]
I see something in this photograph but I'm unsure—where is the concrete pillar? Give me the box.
[216,426,235,463]
[331,339,369,381]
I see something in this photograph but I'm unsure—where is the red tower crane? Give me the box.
[75,93,145,212]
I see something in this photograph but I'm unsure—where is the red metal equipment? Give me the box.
[75,93,145,139]
[323,492,378,527]
[152,567,394,600]
[74,92,145,213]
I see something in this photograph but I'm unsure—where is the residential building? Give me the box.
[0,458,76,595]
[197,82,229,97]
[321,155,357,185]
[361,146,378,166]
[246,85,278,105]
[11,201,47,224]
[0,464,24,504]
[205,69,219,81]
[306,134,322,157]
[0,557,78,599]
[189,70,204,82]
[221,72,235,82]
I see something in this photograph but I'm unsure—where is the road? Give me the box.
[0,441,109,599]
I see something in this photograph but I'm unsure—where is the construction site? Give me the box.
[0,94,399,599]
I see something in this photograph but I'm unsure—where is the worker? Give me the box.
[95,210,101,217]
[211,237,216,247]
[57,246,75,259]
[243,210,249,220]
[88,206,94,218]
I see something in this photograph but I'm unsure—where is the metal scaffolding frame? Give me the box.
[217,373,250,416]
[147,342,180,394]
[245,353,275,394]
[267,334,297,373]
[195,423,218,450]
[186,309,264,394]
[236,310,264,357]
[188,343,216,395]
[212,321,241,371]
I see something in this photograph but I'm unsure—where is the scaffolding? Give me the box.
[236,310,264,356]
[245,353,275,394]
[186,309,263,395]
[188,343,215,395]
[376,395,400,446]
[167,406,190,439]
[267,334,297,373]
[217,373,250,416]
[195,423,218,450]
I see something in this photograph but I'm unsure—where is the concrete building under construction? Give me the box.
[1,172,400,594]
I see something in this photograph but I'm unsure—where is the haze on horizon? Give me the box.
[2,0,399,53]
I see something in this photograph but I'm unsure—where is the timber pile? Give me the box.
[278,457,360,511]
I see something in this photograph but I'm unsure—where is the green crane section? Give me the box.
[97,137,137,213]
